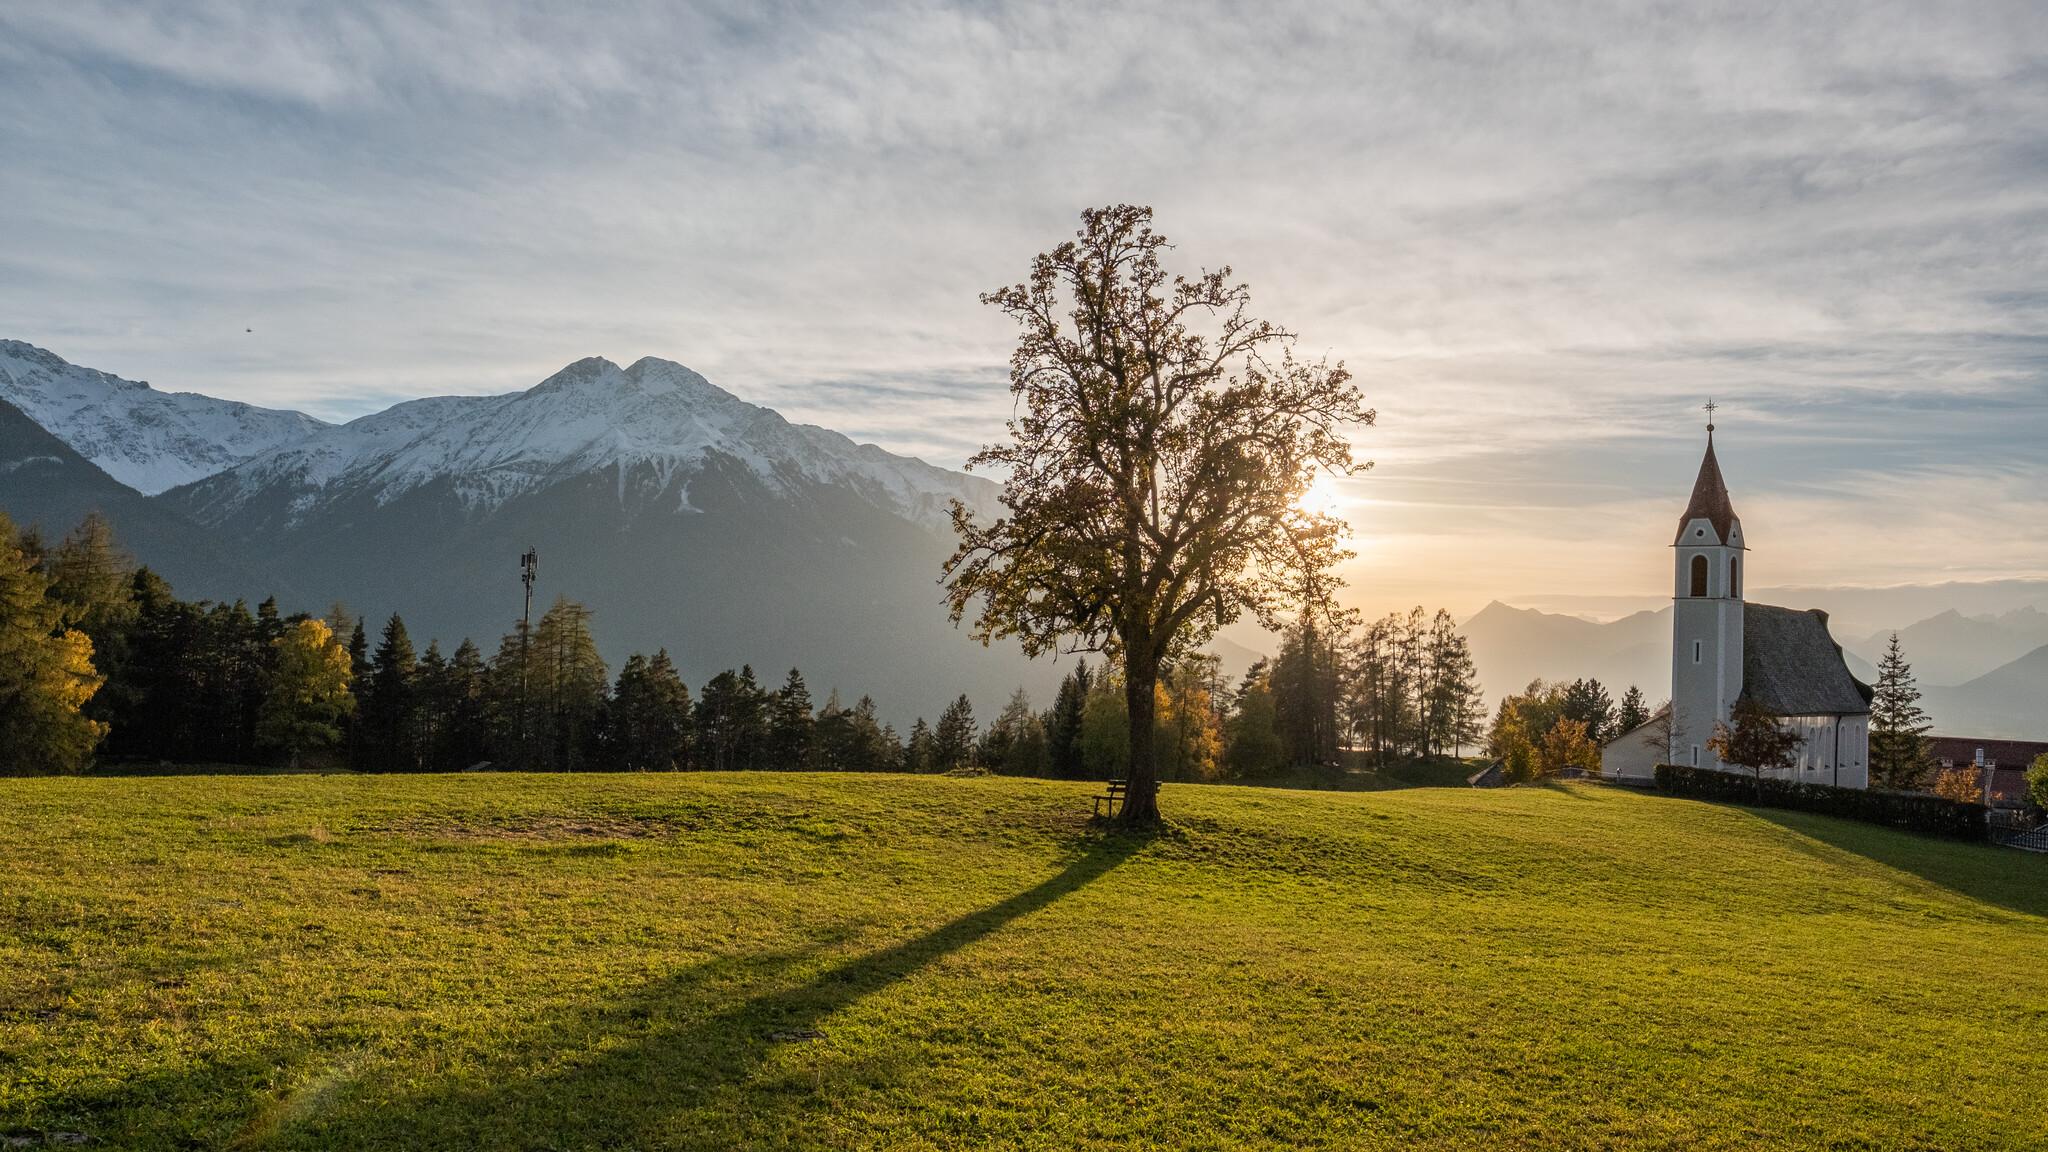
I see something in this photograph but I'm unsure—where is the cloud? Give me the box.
[1,0,2044,608]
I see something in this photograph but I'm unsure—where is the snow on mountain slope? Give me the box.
[0,340,328,494]
[179,356,997,532]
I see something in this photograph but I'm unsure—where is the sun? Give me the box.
[1298,470,1344,518]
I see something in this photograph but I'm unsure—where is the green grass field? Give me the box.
[3,773,2044,1150]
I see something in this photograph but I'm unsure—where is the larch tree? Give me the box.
[0,513,106,774]
[257,618,354,767]
[1869,633,1933,792]
[944,205,1372,823]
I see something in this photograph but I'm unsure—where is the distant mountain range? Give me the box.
[0,340,1055,725]
[1458,600,2048,740]
[4,337,2041,738]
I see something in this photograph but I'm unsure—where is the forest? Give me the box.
[1,511,1494,778]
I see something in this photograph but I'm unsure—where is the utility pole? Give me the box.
[520,548,537,765]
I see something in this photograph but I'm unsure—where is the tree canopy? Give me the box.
[944,204,1372,822]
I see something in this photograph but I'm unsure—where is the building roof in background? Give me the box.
[1741,604,1873,716]
[1928,736,2048,770]
[1674,434,1741,546]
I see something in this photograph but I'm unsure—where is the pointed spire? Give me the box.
[1675,424,1740,545]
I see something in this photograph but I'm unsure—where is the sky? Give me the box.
[4,1,2047,622]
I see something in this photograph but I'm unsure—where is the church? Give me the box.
[1603,418,1874,786]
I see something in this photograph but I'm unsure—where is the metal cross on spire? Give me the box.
[1703,397,1718,435]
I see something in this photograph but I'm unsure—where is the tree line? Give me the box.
[0,512,973,775]
[3,511,1495,781]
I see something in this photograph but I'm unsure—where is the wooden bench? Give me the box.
[1093,777,1160,819]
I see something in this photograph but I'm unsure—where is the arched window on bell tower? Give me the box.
[1730,555,1741,598]
[1689,554,1708,598]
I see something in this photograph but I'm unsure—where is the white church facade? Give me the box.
[1603,423,1873,787]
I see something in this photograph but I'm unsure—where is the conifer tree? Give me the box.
[1869,633,1933,792]
[1560,679,1616,744]
[1615,686,1649,737]
[257,618,354,767]
[695,666,768,771]
[933,693,978,771]
[1224,660,1283,777]
[766,668,815,770]
[905,717,935,773]
[438,638,491,770]
[530,596,610,771]
[362,613,420,771]
[1044,661,1092,779]
[610,649,693,770]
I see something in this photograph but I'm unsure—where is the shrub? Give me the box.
[1652,763,1987,841]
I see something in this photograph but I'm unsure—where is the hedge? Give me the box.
[1652,763,1988,841]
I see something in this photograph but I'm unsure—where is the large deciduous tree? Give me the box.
[944,205,1372,823]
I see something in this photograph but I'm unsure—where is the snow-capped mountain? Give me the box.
[1,341,1044,720]
[0,340,328,494]
[175,355,995,532]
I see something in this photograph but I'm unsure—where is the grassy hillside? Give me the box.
[2,774,2043,1150]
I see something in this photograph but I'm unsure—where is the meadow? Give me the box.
[2,771,2044,1150]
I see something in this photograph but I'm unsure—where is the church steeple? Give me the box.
[1670,403,1747,769]
[1674,403,1742,548]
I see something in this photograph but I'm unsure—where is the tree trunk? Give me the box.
[1121,647,1162,825]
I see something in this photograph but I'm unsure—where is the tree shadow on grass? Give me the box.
[1752,808,2048,920]
[288,831,1145,1150]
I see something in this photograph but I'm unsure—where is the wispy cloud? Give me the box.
[2,1,2044,613]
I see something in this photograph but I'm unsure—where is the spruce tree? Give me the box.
[1560,678,1616,744]
[441,638,491,770]
[933,694,978,771]
[1615,686,1649,736]
[905,718,935,773]
[363,613,420,771]
[766,668,815,770]
[1869,633,1933,791]
[1045,661,1092,778]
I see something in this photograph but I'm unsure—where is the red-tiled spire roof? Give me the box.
[1674,431,1740,545]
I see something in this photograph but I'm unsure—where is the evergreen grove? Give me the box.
[3,512,1492,777]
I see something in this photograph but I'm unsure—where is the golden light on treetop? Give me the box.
[943,204,1373,824]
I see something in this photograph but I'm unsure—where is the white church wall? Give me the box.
[1601,722,1665,781]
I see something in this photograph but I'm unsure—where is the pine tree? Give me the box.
[1223,660,1283,777]
[695,666,769,771]
[766,668,814,770]
[1560,678,1616,744]
[439,638,491,770]
[1869,633,1933,791]
[1044,661,1092,779]
[362,613,420,771]
[983,688,1049,776]
[933,694,977,771]
[905,717,935,773]
[0,513,107,774]
[610,649,693,770]
[1615,686,1649,736]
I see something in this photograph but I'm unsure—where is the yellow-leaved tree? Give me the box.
[0,513,107,774]
[257,618,356,767]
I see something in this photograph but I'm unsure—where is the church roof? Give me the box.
[1740,605,1874,716]
[1674,434,1740,545]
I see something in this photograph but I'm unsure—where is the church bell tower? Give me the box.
[1671,404,1745,768]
